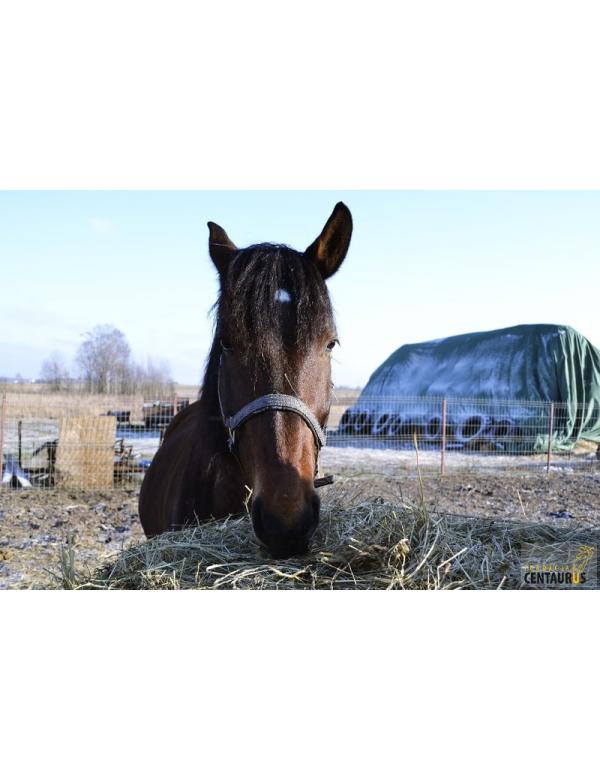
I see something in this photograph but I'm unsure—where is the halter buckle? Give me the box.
[227,428,236,451]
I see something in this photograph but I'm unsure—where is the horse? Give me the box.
[138,202,353,557]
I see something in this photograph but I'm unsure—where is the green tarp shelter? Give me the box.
[341,324,600,452]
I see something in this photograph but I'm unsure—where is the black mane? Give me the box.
[217,243,334,362]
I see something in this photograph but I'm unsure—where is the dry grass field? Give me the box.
[0,383,199,419]
[0,384,356,420]
[2,390,146,421]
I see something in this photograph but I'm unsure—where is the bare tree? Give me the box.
[74,325,174,396]
[137,357,175,398]
[76,325,132,394]
[40,352,71,391]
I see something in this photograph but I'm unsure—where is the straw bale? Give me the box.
[55,416,116,489]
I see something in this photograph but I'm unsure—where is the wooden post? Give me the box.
[546,402,555,474]
[0,393,6,480]
[172,394,177,419]
[440,398,447,476]
[18,420,22,468]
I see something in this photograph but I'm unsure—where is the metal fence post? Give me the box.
[546,401,555,474]
[0,393,6,481]
[440,398,447,476]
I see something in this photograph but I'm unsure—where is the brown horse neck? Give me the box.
[198,338,228,435]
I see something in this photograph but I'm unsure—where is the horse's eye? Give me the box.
[221,340,232,353]
[326,340,338,353]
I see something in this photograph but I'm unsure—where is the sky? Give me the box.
[0,190,599,388]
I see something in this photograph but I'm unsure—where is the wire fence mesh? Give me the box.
[324,395,600,478]
[0,390,598,490]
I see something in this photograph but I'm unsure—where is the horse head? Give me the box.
[208,203,352,557]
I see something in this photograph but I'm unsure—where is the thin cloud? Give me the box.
[89,217,114,234]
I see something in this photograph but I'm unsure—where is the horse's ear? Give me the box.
[208,221,238,276]
[305,202,353,279]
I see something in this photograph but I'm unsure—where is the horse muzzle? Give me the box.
[251,493,320,558]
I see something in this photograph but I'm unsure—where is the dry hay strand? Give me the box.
[60,484,600,590]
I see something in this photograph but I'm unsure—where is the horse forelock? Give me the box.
[217,243,334,366]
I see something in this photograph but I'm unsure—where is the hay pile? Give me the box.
[64,487,599,590]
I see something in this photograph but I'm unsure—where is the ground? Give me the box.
[1,465,599,588]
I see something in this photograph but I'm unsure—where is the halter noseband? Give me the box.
[222,393,327,451]
[217,357,327,462]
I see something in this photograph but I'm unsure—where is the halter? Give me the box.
[217,356,330,482]
[222,393,327,451]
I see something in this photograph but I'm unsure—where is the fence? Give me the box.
[0,391,598,490]
[0,391,190,489]
[324,395,599,477]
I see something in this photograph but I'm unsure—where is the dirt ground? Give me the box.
[1,466,599,589]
